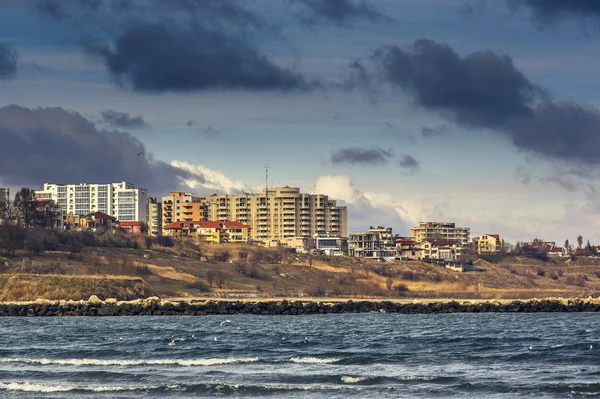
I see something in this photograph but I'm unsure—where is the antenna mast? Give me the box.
[265,163,269,195]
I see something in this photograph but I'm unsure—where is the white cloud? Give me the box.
[170,160,249,194]
[315,175,412,234]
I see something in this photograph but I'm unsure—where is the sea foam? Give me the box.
[290,357,342,364]
[0,382,164,393]
[341,375,370,384]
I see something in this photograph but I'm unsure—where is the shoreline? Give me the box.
[1,295,600,316]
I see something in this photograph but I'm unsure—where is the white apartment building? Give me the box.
[36,181,148,222]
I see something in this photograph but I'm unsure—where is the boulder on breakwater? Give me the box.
[1,296,600,316]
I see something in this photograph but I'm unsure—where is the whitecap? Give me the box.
[395,375,438,381]
[290,357,342,364]
[341,375,370,384]
[0,382,165,393]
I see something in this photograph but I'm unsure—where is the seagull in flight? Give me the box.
[137,152,144,156]
[220,320,232,328]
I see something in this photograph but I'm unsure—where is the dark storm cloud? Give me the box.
[289,0,388,25]
[421,124,452,138]
[35,0,269,30]
[88,23,310,92]
[331,147,394,165]
[100,109,148,129]
[398,155,420,172]
[369,39,544,129]
[0,44,17,80]
[0,105,196,195]
[355,38,600,166]
[506,0,600,28]
[33,0,313,93]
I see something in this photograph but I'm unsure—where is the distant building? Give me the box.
[316,235,349,256]
[69,211,118,231]
[279,236,314,253]
[397,239,462,261]
[32,199,64,230]
[162,220,250,243]
[161,192,207,234]
[196,187,347,243]
[147,197,162,236]
[36,181,148,222]
[410,222,470,245]
[119,221,145,235]
[349,226,396,259]
[221,221,252,243]
[472,234,505,254]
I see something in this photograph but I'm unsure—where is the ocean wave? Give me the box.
[290,357,342,364]
[0,357,259,367]
[0,382,165,393]
[341,375,370,384]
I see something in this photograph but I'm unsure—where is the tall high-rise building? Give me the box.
[35,181,148,222]
[147,197,162,236]
[0,188,9,204]
[195,187,347,242]
[410,221,470,245]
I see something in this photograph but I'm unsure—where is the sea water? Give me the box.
[0,313,598,398]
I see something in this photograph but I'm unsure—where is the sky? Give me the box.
[1,0,600,245]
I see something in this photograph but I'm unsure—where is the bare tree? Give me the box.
[206,270,215,287]
[214,271,226,288]
[0,224,26,256]
[0,197,13,222]
[386,276,394,291]
[13,188,36,229]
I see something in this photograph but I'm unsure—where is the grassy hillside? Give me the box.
[1,242,599,301]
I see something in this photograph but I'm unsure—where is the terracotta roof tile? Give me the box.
[119,221,144,227]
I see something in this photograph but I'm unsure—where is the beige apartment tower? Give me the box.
[196,187,347,242]
[147,197,162,236]
[410,221,470,245]
[161,192,208,232]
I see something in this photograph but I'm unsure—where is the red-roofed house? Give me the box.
[86,212,117,231]
[162,220,224,242]
[221,221,252,243]
[472,234,505,254]
[119,221,146,235]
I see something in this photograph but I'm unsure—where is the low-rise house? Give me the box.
[547,244,566,258]
[163,220,222,242]
[162,220,252,243]
[221,221,252,243]
[397,239,462,261]
[315,235,349,256]
[279,237,314,253]
[119,221,145,235]
[472,234,505,254]
[33,200,64,229]
[349,226,396,259]
[70,211,118,232]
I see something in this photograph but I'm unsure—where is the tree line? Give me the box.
[0,188,61,229]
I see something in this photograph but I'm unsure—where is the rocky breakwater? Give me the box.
[2,296,600,316]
